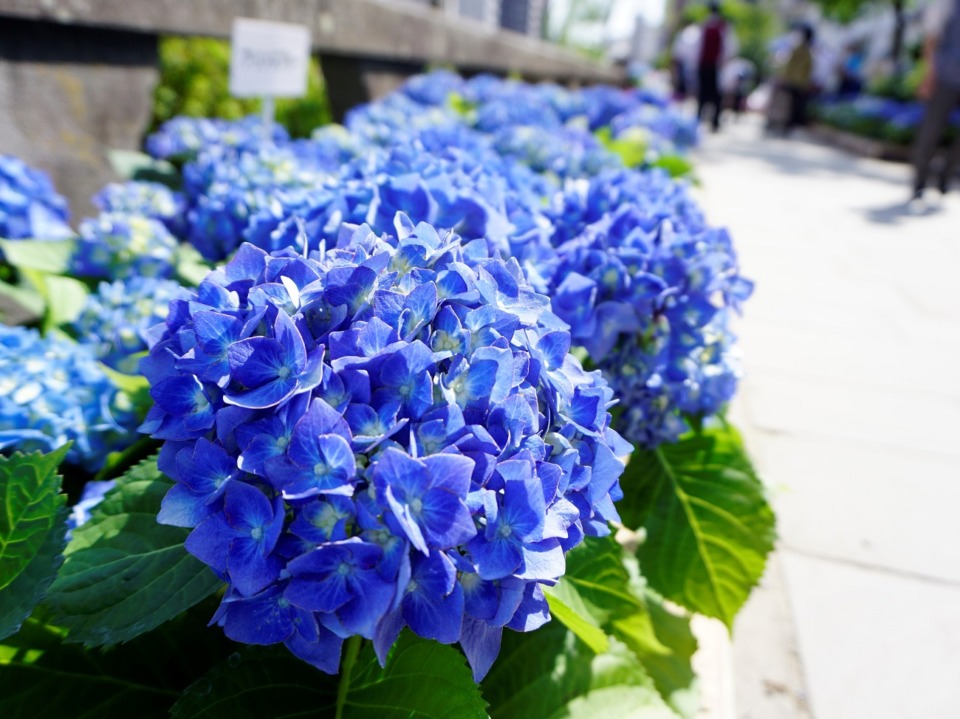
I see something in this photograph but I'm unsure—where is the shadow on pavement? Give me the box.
[861,199,944,225]
[694,118,910,189]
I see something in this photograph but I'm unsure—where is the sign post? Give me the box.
[229,18,311,144]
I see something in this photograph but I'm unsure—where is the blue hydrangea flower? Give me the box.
[72,212,179,280]
[0,155,72,240]
[547,203,752,447]
[0,325,137,471]
[66,479,117,537]
[182,145,337,261]
[142,216,628,680]
[146,116,290,162]
[71,276,187,374]
[93,181,187,238]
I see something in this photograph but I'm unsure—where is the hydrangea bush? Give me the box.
[0,71,773,719]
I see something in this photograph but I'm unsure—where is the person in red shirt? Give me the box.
[697,2,730,132]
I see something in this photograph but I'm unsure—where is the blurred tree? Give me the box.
[543,0,615,58]
[150,36,332,138]
[810,0,915,71]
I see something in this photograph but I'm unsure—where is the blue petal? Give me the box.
[157,482,213,528]
[193,310,244,356]
[536,331,571,371]
[338,573,396,639]
[284,621,343,674]
[373,607,405,666]
[227,337,291,388]
[285,571,351,613]
[423,452,474,496]
[373,447,426,505]
[420,488,476,549]
[405,580,463,644]
[459,617,502,682]
[184,513,232,573]
[218,587,296,645]
[150,375,207,416]
[518,538,565,580]
[469,535,522,580]
[506,582,550,632]
[384,485,428,554]
[228,534,282,596]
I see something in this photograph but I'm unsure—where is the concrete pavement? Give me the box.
[689,116,960,719]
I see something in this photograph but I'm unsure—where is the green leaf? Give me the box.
[484,623,678,719]
[555,535,698,716]
[100,363,150,395]
[651,155,696,179]
[0,239,75,274]
[42,274,88,330]
[0,444,70,592]
[619,423,776,628]
[0,506,67,641]
[45,456,223,646]
[0,599,232,719]
[94,436,160,482]
[99,363,152,415]
[171,632,488,719]
[543,586,609,654]
[558,685,679,718]
[0,648,177,719]
[174,244,213,287]
[108,149,179,187]
[0,279,44,325]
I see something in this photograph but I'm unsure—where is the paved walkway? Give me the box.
[688,116,960,719]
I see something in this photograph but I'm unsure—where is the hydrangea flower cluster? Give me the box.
[547,204,752,446]
[0,325,136,470]
[71,212,179,280]
[180,144,339,261]
[93,181,187,239]
[492,125,621,180]
[0,155,72,240]
[394,73,698,179]
[145,116,289,162]
[815,94,960,145]
[546,168,707,247]
[141,216,629,680]
[609,104,700,156]
[71,276,187,374]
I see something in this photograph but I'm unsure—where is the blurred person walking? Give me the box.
[697,2,736,132]
[721,57,756,117]
[672,20,702,100]
[912,0,960,200]
[780,25,816,132]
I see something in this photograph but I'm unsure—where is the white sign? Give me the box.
[229,18,310,98]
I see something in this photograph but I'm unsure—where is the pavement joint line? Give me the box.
[779,545,960,588]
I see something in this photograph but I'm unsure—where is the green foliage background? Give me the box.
[151,37,332,138]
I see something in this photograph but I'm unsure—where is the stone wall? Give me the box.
[0,17,157,219]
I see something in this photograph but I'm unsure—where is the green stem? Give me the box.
[334,635,362,719]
